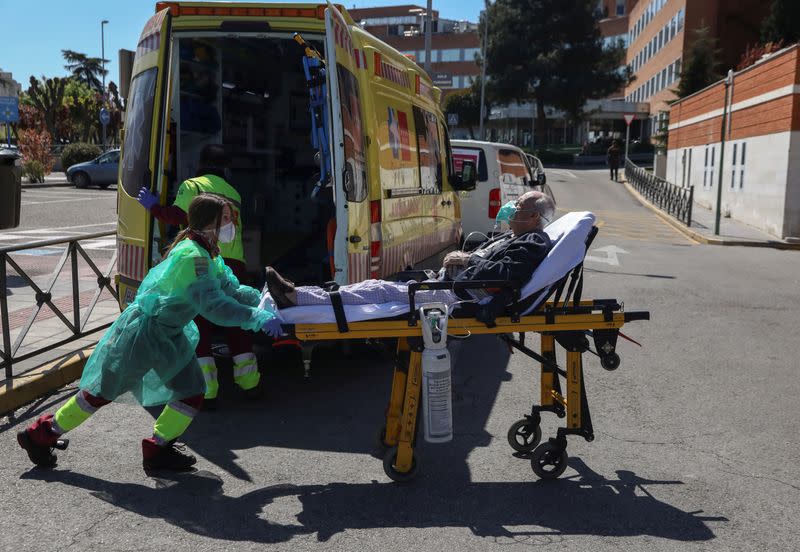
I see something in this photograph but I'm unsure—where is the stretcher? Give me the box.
[261,212,650,482]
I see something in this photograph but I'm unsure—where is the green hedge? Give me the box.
[61,143,102,171]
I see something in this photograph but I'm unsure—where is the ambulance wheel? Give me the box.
[382,446,418,483]
[601,353,621,371]
[507,418,542,453]
[530,442,568,479]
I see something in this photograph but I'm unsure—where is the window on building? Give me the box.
[678,8,685,30]
[658,28,663,49]
[661,68,667,89]
[675,57,682,76]
[731,143,738,189]
[438,48,461,62]
[667,63,674,84]
[740,142,746,189]
[616,0,625,15]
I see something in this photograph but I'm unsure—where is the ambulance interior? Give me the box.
[165,35,333,286]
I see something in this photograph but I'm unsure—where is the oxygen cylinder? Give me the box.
[420,303,453,443]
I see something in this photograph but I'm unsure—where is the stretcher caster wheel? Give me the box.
[530,442,568,479]
[371,426,390,459]
[601,353,620,371]
[507,418,542,453]
[382,446,418,483]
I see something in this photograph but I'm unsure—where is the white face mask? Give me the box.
[218,222,236,244]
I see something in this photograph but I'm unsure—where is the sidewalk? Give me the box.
[622,177,800,249]
[22,171,71,187]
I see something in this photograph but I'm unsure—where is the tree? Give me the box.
[18,128,54,182]
[62,79,103,143]
[443,78,485,139]
[62,50,108,92]
[761,0,800,45]
[26,76,67,140]
[485,0,629,145]
[676,27,721,98]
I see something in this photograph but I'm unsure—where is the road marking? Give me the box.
[549,169,577,179]
[22,198,107,206]
[585,245,629,266]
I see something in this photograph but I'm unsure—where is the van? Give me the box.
[115,2,473,308]
[451,140,550,244]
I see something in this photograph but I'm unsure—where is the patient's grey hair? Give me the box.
[530,192,556,226]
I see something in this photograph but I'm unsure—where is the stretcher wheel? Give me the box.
[382,446,419,483]
[530,442,568,479]
[507,418,542,453]
[601,353,621,371]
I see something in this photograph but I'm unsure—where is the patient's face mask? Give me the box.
[495,201,517,225]
[218,222,236,244]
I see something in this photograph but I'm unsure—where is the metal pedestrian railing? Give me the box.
[625,159,694,226]
[0,232,118,378]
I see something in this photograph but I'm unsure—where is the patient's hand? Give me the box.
[443,251,470,269]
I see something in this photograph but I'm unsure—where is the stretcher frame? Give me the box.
[278,226,650,482]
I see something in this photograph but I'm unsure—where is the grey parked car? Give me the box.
[67,149,120,189]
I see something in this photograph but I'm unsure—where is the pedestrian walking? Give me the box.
[607,140,622,182]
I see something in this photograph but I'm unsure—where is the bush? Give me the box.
[18,128,54,181]
[22,160,46,183]
[61,142,101,171]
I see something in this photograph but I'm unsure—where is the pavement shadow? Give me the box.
[20,457,725,544]
[175,335,511,483]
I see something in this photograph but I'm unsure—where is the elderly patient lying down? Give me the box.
[264,191,555,310]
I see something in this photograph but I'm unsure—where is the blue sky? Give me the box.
[0,0,484,89]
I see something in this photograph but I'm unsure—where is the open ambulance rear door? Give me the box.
[116,8,173,308]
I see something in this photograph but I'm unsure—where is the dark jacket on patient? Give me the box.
[455,230,552,284]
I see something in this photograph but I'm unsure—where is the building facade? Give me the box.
[666,45,800,239]
[348,5,481,92]
[624,0,771,136]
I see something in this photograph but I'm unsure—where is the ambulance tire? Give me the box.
[507,418,542,453]
[530,442,568,480]
[382,446,418,483]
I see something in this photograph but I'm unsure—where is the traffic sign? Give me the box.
[623,113,636,126]
[447,113,459,126]
[0,96,19,123]
[99,108,110,126]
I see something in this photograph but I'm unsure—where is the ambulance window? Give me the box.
[336,64,368,203]
[412,106,443,193]
[121,68,157,197]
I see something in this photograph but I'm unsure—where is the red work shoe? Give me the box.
[142,438,197,471]
[17,414,69,468]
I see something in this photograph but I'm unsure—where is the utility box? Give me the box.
[0,147,22,229]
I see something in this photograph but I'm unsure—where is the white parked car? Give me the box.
[451,140,555,247]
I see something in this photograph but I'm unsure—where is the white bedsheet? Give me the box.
[259,211,596,324]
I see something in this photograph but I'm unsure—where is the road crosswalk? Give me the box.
[0,222,118,253]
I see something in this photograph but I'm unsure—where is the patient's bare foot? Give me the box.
[265,267,297,308]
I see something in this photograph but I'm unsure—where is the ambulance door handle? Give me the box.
[349,235,362,243]
[440,200,451,206]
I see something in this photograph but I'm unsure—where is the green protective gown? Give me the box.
[79,238,275,407]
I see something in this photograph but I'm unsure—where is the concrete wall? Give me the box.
[668,131,792,238]
[784,131,800,238]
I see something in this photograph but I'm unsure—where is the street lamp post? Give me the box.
[478,3,489,140]
[424,0,432,74]
[101,19,108,151]
[714,69,734,236]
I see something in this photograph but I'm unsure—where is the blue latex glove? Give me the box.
[261,315,285,338]
[137,187,160,210]
[495,201,516,225]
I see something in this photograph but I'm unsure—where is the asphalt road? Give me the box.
[2,171,799,551]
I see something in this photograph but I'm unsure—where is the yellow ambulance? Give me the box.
[115,2,475,308]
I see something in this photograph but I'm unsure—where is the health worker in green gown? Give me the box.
[17,194,284,471]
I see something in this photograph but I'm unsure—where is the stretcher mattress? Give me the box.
[259,211,596,324]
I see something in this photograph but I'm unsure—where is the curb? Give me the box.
[22,181,72,188]
[0,348,93,415]
[621,178,800,250]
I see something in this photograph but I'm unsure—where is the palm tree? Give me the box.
[62,50,108,92]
